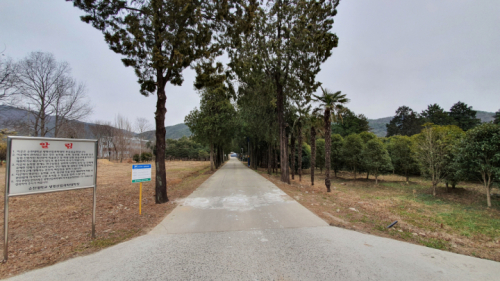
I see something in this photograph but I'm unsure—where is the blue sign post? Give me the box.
[131,164,151,215]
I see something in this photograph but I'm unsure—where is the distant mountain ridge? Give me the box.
[368,110,496,137]
[139,123,192,141]
[0,105,95,138]
[0,105,193,140]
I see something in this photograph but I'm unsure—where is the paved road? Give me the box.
[9,158,500,280]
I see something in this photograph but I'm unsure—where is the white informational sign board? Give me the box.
[132,164,152,183]
[7,137,97,196]
[4,136,98,261]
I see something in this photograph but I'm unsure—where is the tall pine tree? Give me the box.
[228,0,340,183]
[449,101,481,131]
[72,0,255,203]
[421,104,454,126]
[386,106,422,137]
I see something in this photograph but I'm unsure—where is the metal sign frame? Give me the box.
[131,164,152,183]
[3,136,98,262]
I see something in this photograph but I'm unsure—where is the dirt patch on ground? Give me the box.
[254,165,500,262]
[0,161,212,279]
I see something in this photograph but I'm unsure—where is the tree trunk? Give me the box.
[353,166,357,181]
[432,182,437,196]
[277,81,289,183]
[324,109,331,192]
[285,132,290,184]
[298,125,302,182]
[268,143,272,174]
[40,103,46,137]
[253,141,257,169]
[291,134,295,180]
[274,145,278,174]
[375,174,378,185]
[154,77,168,204]
[484,172,492,207]
[311,127,316,186]
[486,185,491,207]
[210,143,214,171]
[366,171,369,180]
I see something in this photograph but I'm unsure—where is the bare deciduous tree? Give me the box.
[53,77,92,137]
[11,52,92,137]
[0,56,15,102]
[134,117,152,155]
[114,115,133,162]
[89,120,115,158]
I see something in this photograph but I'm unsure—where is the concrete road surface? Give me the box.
[8,158,500,280]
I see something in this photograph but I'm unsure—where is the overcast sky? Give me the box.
[1,0,499,131]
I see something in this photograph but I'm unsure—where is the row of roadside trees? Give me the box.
[300,122,500,207]
[69,0,499,208]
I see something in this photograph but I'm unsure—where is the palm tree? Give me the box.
[313,87,349,192]
[294,101,311,182]
[309,110,324,186]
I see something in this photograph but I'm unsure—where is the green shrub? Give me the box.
[140,152,153,162]
[133,154,140,163]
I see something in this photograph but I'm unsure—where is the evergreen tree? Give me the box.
[493,109,500,125]
[421,104,454,125]
[309,111,323,186]
[386,135,417,182]
[342,134,363,180]
[314,87,348,192]
[315,139,325,173]
[72,0,255,203]
[386,106,422,137]
[358,131,377,179]
[455,123,500,207]
[362,139,393,185]
[228,0,341,184]
[359,131,377,143]
[331,108,370,136]
[185,62,237,171]
[292,143,311,172]
[449,101,481,131]
[294,101,311,182]
[330,134,344,178]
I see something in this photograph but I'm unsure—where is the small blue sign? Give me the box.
[133,164,151,169]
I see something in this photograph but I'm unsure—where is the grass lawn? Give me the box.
[0,160,212,278]
[254,164,500,262]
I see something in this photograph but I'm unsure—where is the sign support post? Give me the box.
[139,182,142,215]
[92,140,97,239]
[132,164,151,215]
[3,137,98,262]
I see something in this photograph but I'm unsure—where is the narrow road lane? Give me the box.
[9,158,500,280]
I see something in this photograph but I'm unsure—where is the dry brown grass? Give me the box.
[0,160,212,278]
[255,166,500,262]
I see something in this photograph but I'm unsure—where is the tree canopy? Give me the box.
[73,0,256,203]
[386,106,422,137]
[228,0,341,183]
[455,123,500,207]
[331,108,370,137]
[493,109,500,125]
[421,104,454,126]
[449,101,481,131]
[185,62,237,170]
